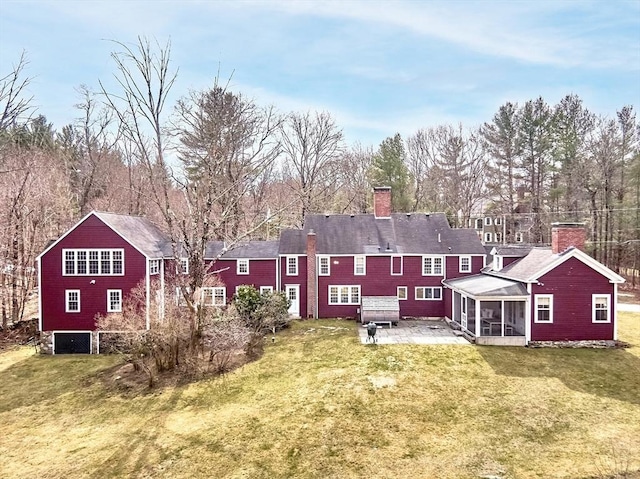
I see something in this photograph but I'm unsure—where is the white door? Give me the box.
[286,285,300,317]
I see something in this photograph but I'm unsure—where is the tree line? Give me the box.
[1,37,638,330]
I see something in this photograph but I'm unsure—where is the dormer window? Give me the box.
[493,255,503,271]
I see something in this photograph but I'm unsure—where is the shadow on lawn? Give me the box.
[477,346,640,405]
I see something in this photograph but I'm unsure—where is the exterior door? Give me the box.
[461,296,468,330]
[286,285,300,317]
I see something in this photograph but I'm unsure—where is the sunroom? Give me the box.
[443,275,529,346]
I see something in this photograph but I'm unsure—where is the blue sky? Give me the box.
[1,0,639,148]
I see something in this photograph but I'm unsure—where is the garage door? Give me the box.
[54,332,91,354]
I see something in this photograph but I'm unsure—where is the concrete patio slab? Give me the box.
[358,319,471,345]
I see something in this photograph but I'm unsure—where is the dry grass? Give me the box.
[1,314,639,479]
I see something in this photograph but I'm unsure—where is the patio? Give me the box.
[358,319,471,345]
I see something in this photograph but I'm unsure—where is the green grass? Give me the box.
[1,314,639,479]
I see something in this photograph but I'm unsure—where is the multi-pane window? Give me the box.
[202,287,226,306]
[107,289,122,312]
[475,218,483,229]
[535,295,553,323]
[149,259,160,275]
[260,286,274,295]
[415,287,442,300]
[237,259,249,275]
[397,286,407,301]
[484,232,493,243]
[485,217,492,226]
[592,294,611,323]
[354,255,366,275]
[178,258,189,275]
[459,256,471,273]
[422,255,443,276]
[286,256,298,276]
[515,232,523,243]
[495,217,502,225]
[495,233,502,243]
[65,290,80,312]
[63,249,124,276]
[318,256,330,276]
[328,285,360,305]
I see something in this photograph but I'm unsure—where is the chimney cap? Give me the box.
[307,229,316,236]
[551,222,585,228]
[373,186,391,191]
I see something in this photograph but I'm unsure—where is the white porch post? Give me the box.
[501,300,505,336]
[475,299,480,336]
[525,284,532,344]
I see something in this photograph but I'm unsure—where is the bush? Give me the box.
[233,285,291,333]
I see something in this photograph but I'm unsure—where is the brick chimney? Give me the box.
[551,223,586,254]
[373,186,392,218]
[306,230,317,319]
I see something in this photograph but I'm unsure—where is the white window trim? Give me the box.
[515,232,523,243]
[149,259,160,275]
[495,217,502,225]
[237,259,249,275]
[62,248,125,276]
[354,255,366,275]
[397,286,407,301]
[592,294,611,323]
[495,233,502,243]
[318,256,330,276]
[475,218,483,229]
[107,289,122,313]
[202,287,226,306]
[391,255,403,276]
[286,256,298,276]
[422,255,444,276]
[178,258,189,275]
[176,286,192,306]
[415,286,443,301]
[328,285,361,305]
[485,217,492,226]
[484,232,493,243]
[459,255,472,273]
[534,294,554,323]
[65,289,80,313]
[260,286,274,295]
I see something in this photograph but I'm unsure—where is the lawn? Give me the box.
[1,314,639,479]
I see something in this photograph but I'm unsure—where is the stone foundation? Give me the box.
[39,331,54,354]
[528,340,629,349]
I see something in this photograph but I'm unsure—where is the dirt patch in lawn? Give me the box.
[0,318,37,353]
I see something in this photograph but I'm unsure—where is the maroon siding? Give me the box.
[502,257,520,267]
[445,255,485,280]
[40,215,146,332]
[530,257,615,341]
[213,258,277,300]
[280,256,307,317]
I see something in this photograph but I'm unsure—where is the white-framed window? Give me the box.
[495,217,502,226]
[391,255,403,275]
[65,290,80,313]
[260,286,274,295]
[318,256,330,276]
[354,255,366,275]
[415,286,442,300]
[459,255,471,273]
[286,256,298,276]
[493,255,503,271]
[397,286,407,301]
[202,287,226,306]
[475,218,483,229]
[534,295,553,323]
[484,232,493,243]
[176,286,192,306]
[63,249,124,276]
[149,259,160,275]
[178,258,189,275]
[485,217,492,226]
[592,294,611,323]
[515,232,523,243]
[237,259,249,275]
[328,285,360,305]
[422,255,443,276]
[495,232,502,243]
[107,289,122,312]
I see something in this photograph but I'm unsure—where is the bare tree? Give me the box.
[334,143,373,214]
[0,51,33,133]
[280,111,344,224]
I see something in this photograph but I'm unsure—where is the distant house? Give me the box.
[37,190,624,353]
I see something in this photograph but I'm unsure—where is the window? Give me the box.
[354,255,366,275]
[202,287,226,306]
[178,258,189,275]
[328,285,360,305]
[318,256,330,276]
[391,255,403,275]
[495,232,502,243]
[260,286,274,295]
[237,259,249,275]
[484,232,493,243]
[493,255,503,271]
[535,295,553,323]
[65,290,80,313]
[592,294,611,323]
[515,232,523,243]
[495,217,502,226]
[149,259,160,275]
[415,287,442,300]
[286,256,298,276]
[422,255,443,276]
[63,249,124,276]
[475,218,483,229]
[485,217,492,226]
[397,286,407,300]
[459,256,471,273]
[107,289,122,312]
[176,286,192,306]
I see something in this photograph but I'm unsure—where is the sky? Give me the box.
[1,0,639,148]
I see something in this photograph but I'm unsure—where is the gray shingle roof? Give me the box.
[94,212,172,258]
[493,245,534,257]
[444,274,529,297]
[494,248,556,282]
[206,240,279,259]
[278,213,485,255]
